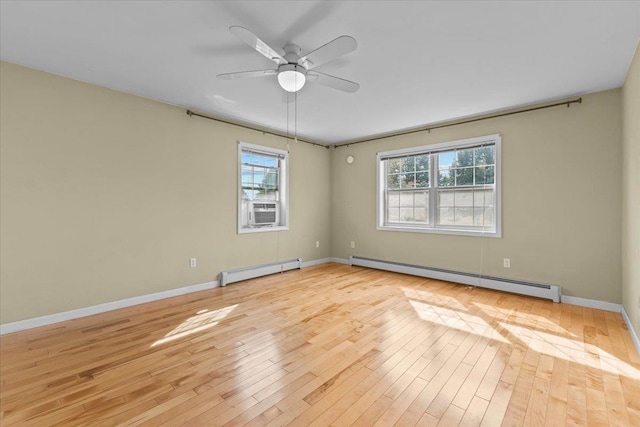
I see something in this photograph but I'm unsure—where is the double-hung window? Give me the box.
[238,142,288,233]
[377,134,501,237]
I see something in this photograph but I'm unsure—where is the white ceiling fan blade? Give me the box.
[217,69,277,80]
[229,26,287,65]
[298,36,357,70]
[307,71,360,93]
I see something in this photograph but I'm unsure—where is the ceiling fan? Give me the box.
[217,26,359,93]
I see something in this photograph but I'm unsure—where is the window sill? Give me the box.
[238,225,289,234]
[377,224,501,238]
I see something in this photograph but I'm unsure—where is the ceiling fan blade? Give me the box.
[298,36,357,70]
[229,26,287,65]
[307,71,360,93]
[217,69,277,80]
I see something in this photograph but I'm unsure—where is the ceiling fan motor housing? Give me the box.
[282,44,303,65]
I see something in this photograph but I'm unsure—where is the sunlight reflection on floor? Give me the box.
[500,322,640,379]
[151,304,238,347]
[473,300,574,336]
[409,299,510,343]
[402,286,468,311]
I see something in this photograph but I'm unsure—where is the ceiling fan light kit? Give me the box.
[218,26,359,94]
[277,64,306,92]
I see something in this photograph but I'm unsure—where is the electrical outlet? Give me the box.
[350,241,356,249]
[190,258,197,268]
[316,241,320,248]
[503,258,510,268]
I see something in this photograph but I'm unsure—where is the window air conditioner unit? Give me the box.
[248,201,279,226]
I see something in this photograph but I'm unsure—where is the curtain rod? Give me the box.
[186,110,329,149]
[333,97,583,148]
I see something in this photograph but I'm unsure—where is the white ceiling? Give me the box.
[1,1,639,145]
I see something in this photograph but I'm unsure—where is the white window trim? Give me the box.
[376,134,502,238]
[238,142,289,234]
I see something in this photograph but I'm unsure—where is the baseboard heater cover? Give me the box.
[350,256,561,302]
[219,258,302,287]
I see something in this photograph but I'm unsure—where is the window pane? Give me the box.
[387,191,400,208]
[439,207,455,225]
[241,166,254,185]
[436,189,496,228]
[262,157,278,168]
[263,169,278,189]
[439,190,454,207]
[439,169,454,186]
[454,190,474,207]
[253,168,265,184]
[243,153,279,168]
[241,158,281,202]
[416,172,429,188]
[415,155,429,171]
[474,207,494,226]
[399,208,415,222]
[414,192,428,223]
[439,152,455,169]
[404,173,418,188]
[401,157,415,173]
[388,159,402,173]
[386,190,429,224]
[454,208,474,225]
[473,189,494,207]
[455,167,474,185]
[387,174,400,189]
[400,192,414,207]
[474,146,494,166]
[475,165,494,184]
[387,205,399,222]
[414,207,428,222]
[398,174,409,188]
[455,149,474,167]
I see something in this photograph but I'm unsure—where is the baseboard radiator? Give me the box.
[219,258,302,287]
[350,256,561,303]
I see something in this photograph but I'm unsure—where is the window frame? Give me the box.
[377,134,502,238]
[238,142,289,234]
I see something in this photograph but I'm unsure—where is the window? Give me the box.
[377,134,501,237]
[238,142,288,233]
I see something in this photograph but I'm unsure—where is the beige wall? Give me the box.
[331,90,622,303]
[622,43,640,335]
[0,59,629,325]
[0,62,332,323]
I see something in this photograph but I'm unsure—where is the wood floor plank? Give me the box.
[459,395,490,427]
[374,377,428,427]
[1,263,638,426]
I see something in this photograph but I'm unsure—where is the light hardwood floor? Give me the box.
[1,263,639,426]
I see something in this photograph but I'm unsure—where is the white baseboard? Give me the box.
[301,258,332,268]
[560,295,622,313]
[330,257,351,265]
[0,280,219,335]
[621,305,640,356]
